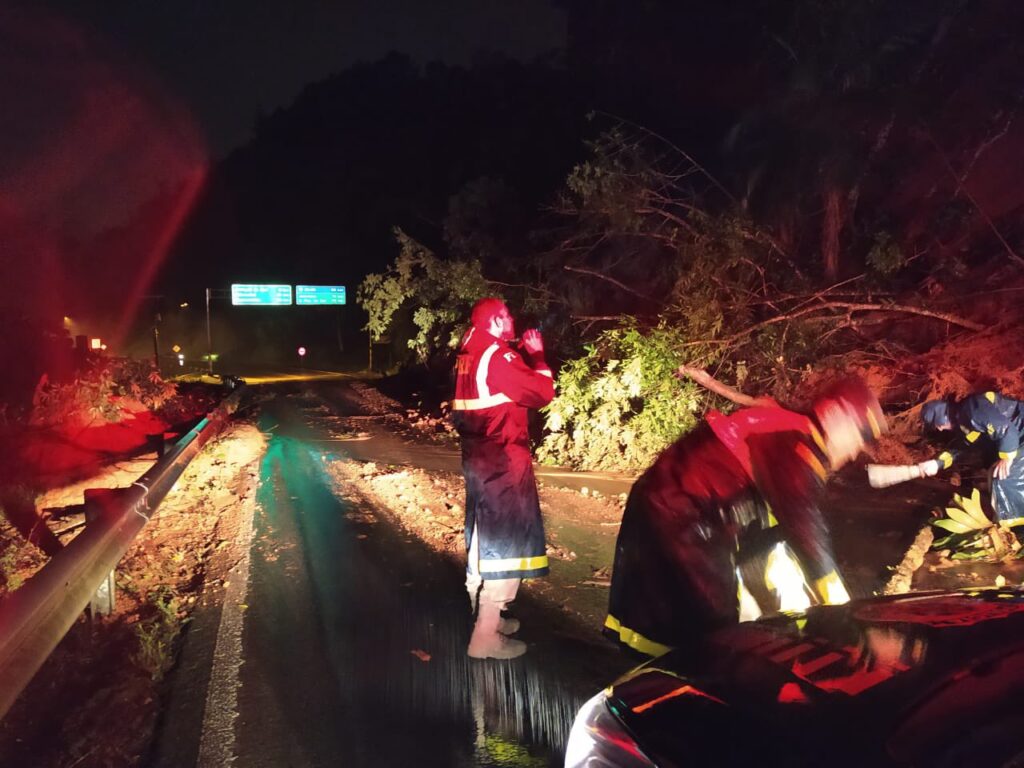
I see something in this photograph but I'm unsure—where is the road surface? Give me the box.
[154,385,629,767]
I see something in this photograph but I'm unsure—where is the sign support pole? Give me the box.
[205,287,214,375]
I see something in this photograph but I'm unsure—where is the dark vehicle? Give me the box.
[566,588,1024,767]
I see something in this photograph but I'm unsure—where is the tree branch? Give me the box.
[683,300,982,348]
[728,301,983,341]
[595,111,738,205]
[563,265,657,302]
[922,128,1024,270]
[675,365,776,408]
[570,315,624,324]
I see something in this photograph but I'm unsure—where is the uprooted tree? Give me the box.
[359,118,995,471]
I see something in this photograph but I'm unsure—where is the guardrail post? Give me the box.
[83,489,121,617]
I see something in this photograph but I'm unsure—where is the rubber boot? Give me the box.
[468,585,518,633]
[467,574,482,615]
[468,601,526,659]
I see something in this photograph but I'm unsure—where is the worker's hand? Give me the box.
[521,328,544,355]
[916,460,940,478]
[994,457,1013,480]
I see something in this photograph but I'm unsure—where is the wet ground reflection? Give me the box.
[318,490,594,767]
[255,398,616,767]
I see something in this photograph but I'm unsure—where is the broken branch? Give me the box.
[676,365,776,408]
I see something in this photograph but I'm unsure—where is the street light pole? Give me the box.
[205,287,214,374]
[152,316,160,372]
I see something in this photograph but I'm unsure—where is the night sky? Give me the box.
[31,1,567,156]
[0,1,568,354]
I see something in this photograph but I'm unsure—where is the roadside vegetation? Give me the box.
[357,5,1024,531]
[360,117,1022,473]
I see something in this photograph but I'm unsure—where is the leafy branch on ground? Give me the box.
[931,487,1021,561]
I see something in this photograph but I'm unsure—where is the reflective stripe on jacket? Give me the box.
[605,409,835,656]
[453,327,555,579]
[934,392,1024,468]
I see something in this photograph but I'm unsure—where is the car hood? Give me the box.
[607,588,1024,767]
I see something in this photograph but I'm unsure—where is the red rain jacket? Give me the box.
[605,406,836,656]
[453,327,555,579]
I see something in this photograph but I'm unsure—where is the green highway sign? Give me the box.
[296,285,347,305]
[231,284,292,306]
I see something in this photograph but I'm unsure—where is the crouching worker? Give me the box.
[920,392,1024,526]
[605,377,885,657]
[454,298,555,659]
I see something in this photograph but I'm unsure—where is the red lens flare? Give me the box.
[0,5,208,367]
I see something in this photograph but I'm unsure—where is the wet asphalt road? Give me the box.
[152,379,941,767]
[157,388,630,767]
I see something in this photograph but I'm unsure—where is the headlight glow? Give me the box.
[565,691,657,768]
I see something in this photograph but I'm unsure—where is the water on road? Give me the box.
[205,393,623,767]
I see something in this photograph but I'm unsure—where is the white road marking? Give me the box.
[196,492,258,767]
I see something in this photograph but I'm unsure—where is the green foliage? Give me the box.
[930,488,1021,561]
[30,358,177,428]
[866,231,905,275]
[537,127,823,470]
[538,322,704,471]
[0,542,22,592]
[357,227,491,361]
[562,127,653,234]
[133,585,185,682]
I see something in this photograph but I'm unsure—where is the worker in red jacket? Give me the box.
[453,298,555,659]
[605,378,885,657]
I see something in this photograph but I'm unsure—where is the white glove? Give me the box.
[867,461,940,488]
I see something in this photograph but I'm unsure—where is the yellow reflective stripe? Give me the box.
[478,554,549,573]
[938,451,954,469]
[964,430,981,443]
[999,450,1018,460]
[452,393,513,411]
[796,442,827,480]
[767,509,779,527]
[1000,517,1024,527]
[866,408,882,439]
[604,615,672,657]
[814,570,850,605]
[808,424,827,454]
[986,391,997,403]
[987,424,996,436]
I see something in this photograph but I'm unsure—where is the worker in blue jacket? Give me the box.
[919,392,1024,525]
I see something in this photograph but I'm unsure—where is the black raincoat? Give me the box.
[931,392,1024,524]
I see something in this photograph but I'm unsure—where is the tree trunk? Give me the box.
[821,185,845,282]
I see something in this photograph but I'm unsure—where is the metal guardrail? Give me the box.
[0,384,245,719]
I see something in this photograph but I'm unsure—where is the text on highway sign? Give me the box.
[231,284,293,306]
[295,285,346,305]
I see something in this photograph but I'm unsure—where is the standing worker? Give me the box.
[869,391,1024,526]
[453,298,555,659]
[605,377,886,657]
